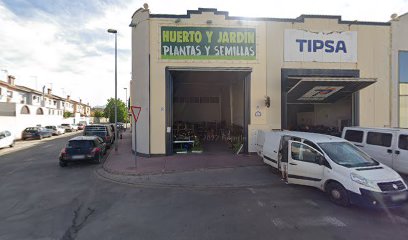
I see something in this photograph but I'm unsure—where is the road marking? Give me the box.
[303,199,319,207]
[257,200,265,207]
[271,218,292,229]
[248,188,256,194]
[271,216,346,229]
[42,144,53,148]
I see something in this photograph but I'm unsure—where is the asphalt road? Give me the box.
[0,134,408,240]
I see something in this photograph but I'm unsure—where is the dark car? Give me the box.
[22,127,53,140]
[77,123,85,130]
[83,125,114,148]
[59,136,106,167]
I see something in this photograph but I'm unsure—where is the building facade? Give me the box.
[130,7,407,156]
[0,76,91,139]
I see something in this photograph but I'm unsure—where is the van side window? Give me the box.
[366,132,392,147]
[344,130,364,143]
[303,140,322,154]
[291,142,319,164]
[399,135,408,150]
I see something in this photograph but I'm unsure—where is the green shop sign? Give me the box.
[161,26,256,60]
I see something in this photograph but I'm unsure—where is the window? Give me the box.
[366,132,392,147]
[344,130,364,143]
[399,135,408,150]
[53,100,57,105]
[200,97,209,103]
[303,140,322,153]
[20,106,30,114]
[399,51,408,83]
[36,108,44,115]
[7,90,13,98]
[210,97,219,103]
[291,142,320,163]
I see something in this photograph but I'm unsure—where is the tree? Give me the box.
[103,98,128,123]
[93,110,104,118]
[63,111,73,118]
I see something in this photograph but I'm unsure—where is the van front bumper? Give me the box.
[348,188,408,208]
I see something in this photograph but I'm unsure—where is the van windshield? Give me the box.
[318,142,379,168]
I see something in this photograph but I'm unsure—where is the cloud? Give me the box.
[0,0,407,106]
[0,0,138,105]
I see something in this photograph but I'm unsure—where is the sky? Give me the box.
[0,0,407,107]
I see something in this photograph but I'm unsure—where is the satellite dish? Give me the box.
[143,3,149,10]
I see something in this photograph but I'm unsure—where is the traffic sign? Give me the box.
[130,106,141,123]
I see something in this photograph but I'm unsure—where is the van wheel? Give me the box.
[326,182,350,207]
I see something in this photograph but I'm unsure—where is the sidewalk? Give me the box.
[103,130,263,176]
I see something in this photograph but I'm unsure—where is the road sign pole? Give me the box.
[130,106,141,169]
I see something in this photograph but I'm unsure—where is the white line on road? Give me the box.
[248,188,256,194]
[257,200,265,207]
[42,144,53,148]
[271,216,346,229]
[303,199,319,207]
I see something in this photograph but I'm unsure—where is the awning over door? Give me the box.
[286,77,376,104]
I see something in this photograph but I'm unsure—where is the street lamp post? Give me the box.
[124,87,128,129]
[107,28,118,151]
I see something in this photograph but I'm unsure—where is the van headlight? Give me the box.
[350,173,377,189]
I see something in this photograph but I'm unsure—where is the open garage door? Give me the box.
[166,68,251,155]
[287,77,376,104]
[282,69,376,137]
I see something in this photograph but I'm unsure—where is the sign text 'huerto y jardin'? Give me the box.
[161,26,256,60]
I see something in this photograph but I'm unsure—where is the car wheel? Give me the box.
[10,141,15,147]
[326,182,350,207]
[59,161,68,167]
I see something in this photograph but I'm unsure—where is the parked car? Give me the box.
[61,123,75,132]
[256,130,408,208]
[59,136,106,167]
[72,124,79,131]
[0,130,15,148]
[342,127,408,175]
[83,124,114,148]
[77,123,86,130]
[108,123,117,141]
[45,125,65,135]
[22,127,53,140]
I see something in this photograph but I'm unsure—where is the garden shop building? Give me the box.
[130,6,408,156]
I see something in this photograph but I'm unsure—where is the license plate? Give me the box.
[72,155,85,160]
[391,193,407,202]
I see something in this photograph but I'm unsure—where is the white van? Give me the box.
[342,127,408,175]
[256,130,408,207]
[0,130,15,149]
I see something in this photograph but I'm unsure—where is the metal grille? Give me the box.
[377,181,406,192]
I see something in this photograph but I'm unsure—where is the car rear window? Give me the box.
[68,140,95,148]
[25,128,38,132]
[344,130,364,143]
[84,131,107,137]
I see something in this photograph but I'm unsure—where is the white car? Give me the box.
[256,130,408,208]
[0,130,15,149]
[45,125,65,135]
[61,124,75,132]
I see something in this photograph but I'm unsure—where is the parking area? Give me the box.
[0,130,82,157]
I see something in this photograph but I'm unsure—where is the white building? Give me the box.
[0,75,91,139]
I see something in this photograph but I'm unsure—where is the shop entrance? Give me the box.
[282,69,376,136]
[165,68,251,155]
